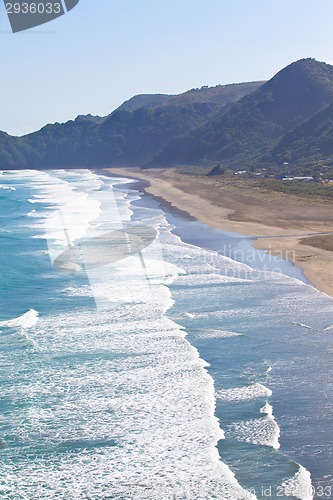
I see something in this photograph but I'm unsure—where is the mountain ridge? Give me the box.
[0,80,263,169]
[1,58,333,175]
[151,58,333,169]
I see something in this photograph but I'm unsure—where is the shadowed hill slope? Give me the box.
[152,59,333,168]
[2,59,333,173]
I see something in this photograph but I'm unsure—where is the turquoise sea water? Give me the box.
[0,169,332,499]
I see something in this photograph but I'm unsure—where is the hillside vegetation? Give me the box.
[1,59,333,179]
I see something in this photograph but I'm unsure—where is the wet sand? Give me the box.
[104,168,333,297]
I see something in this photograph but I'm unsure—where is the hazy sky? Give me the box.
[1,0,333,135]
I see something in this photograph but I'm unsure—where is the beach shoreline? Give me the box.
[103,167,333,297]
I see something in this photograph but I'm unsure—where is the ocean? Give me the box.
[0,169,332,500]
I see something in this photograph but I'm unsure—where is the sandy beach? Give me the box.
[105,167,333,297]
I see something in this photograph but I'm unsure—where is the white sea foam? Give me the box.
[229,417,280,449]
[217,383,272,402]
[32,171,143,269]
[197,329,242,339]
[228,402,280,449]
[23,172,104,262]
[175,273,253,286]
[5,169,328,498]
[0,307,255,499]
[0,171,257,498]
[280,465,313,500]
[0,309,39,329]
[183,312,195,318]
[0,184,15,190]
[84,252,183,311]
[63,285,94,297]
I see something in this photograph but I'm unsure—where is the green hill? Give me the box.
[0,81,263,169]
[152,59,333,168]
[1,59,333,175]
[114,94,174,113]
[271,99,333,164]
